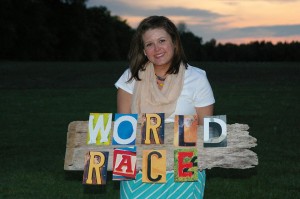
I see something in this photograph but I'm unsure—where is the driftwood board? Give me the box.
[64,121,258,171]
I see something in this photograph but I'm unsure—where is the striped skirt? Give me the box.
[120,170,206,199]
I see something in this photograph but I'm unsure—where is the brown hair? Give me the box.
[128,16,187,81]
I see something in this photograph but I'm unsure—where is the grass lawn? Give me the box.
[0,61,299,198]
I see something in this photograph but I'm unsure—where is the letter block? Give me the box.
[204,115,227,147]
[174,148,198,182]
[174,115,198,146]
[142,150,166,183]
[113,147,137,180]
[87,113,112,145]
[82,151,109,185]
[112,113,138,145]
[141,113,165,144]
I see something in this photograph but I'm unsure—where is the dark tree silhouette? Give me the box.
[0,1,299,61]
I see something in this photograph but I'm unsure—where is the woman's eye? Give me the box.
[159,39,165,43]
[145,43,152,48]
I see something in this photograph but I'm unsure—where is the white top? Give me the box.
[115,64,215,122]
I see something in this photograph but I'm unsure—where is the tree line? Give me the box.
[1,0,299,61]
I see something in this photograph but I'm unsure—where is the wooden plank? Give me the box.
[64,121,258,171]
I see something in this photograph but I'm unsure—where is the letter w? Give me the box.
[88,113,112,144]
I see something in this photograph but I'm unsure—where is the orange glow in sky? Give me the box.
[87,0,300,44]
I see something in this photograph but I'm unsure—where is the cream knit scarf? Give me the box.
[131,62,185,120]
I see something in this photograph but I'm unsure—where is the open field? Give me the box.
[0,61,299,198]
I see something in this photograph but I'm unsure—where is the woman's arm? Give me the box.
[117,88,132,113]
[195,104,214,125]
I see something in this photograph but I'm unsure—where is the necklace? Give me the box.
[155,74,166,81]
[157,81,164,87]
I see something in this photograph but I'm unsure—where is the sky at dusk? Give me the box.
[86,0,300,44]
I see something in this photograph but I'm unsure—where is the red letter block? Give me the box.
[174,148,198,182]
[112,147,137,180]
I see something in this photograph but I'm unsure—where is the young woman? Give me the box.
[115,16,215,199]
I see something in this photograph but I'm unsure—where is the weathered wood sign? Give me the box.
[64,115,258,172]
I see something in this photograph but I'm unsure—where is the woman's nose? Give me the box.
[154,44,161,51]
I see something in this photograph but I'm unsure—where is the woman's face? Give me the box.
[142,28,175,69]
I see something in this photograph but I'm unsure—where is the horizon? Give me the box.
[86,0,300,44]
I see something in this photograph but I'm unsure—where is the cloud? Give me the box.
[87,0,134,14]
[241,24,300,36]
[190,23,300,42]
[86,0,229,32]
[147,7,223,18]
[87,0,225,19]
[224,24,300,38]
[86,0,300,43]
[217,0,299,2]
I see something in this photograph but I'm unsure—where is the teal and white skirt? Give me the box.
[120,170,206,199]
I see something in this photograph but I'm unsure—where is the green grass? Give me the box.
[0,61,299,198]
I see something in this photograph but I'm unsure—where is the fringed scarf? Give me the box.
[131,62,185,120]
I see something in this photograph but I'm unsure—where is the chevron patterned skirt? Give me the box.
[120,170,206,199]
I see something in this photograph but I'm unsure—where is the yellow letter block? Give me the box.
[142,150,166,183]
